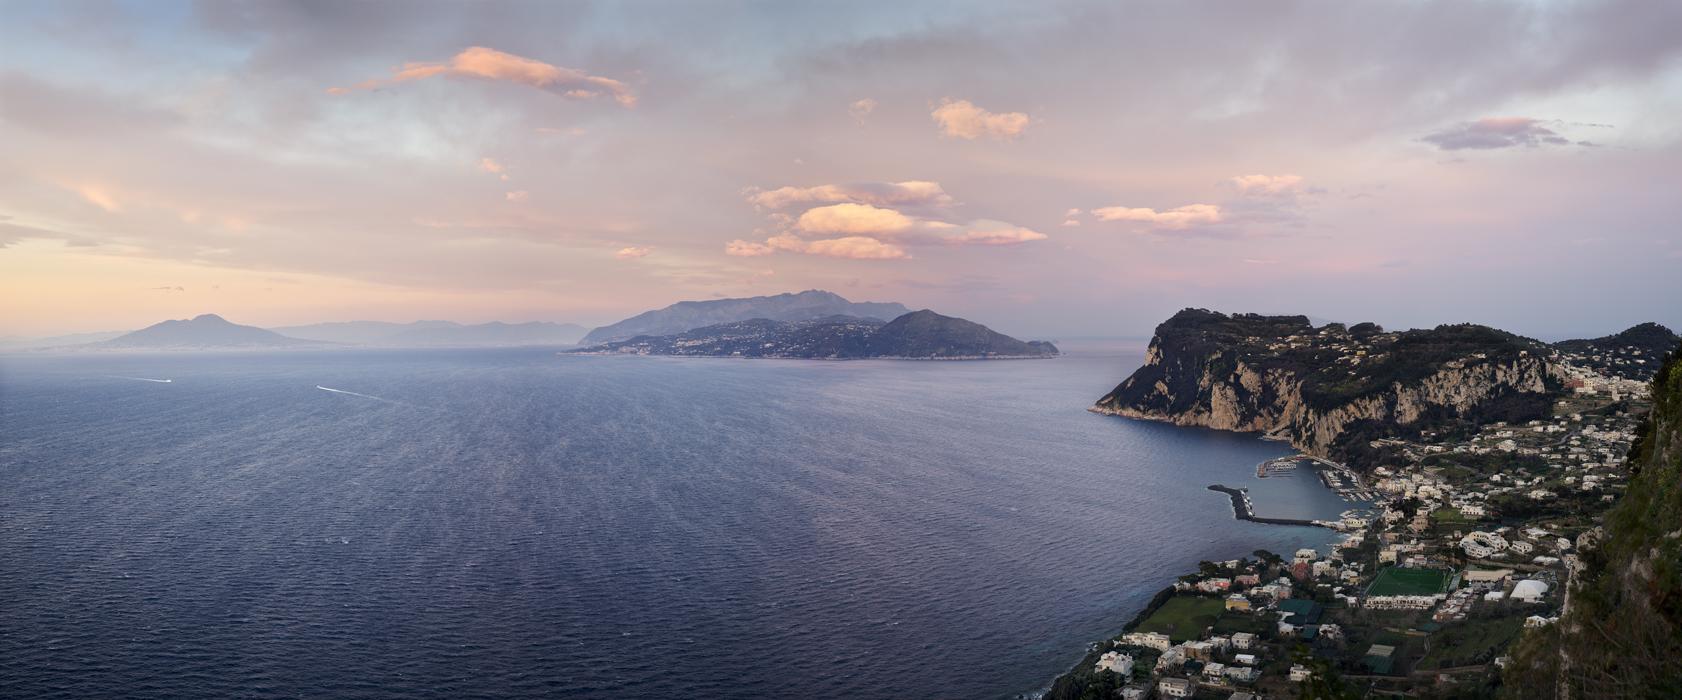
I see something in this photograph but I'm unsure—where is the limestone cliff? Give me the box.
[1094,309,1565,468]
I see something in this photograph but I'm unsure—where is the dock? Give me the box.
[1207,484,1333,529]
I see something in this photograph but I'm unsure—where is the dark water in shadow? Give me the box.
[1,343,1346,698]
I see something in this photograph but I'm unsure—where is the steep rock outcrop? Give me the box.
[1094,309,1565,466]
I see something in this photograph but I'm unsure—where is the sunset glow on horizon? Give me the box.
[4,1,1681,339]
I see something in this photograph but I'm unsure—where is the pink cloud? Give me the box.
[724,233,908,260]
[746,181,952,210]
[802,236,909,259]
[725,239,776,257]
[930,98,1030,140]
[735,181,1047,259]
[1089,203,1222,230]
[330,47,636,107]
[505,190,529,202]
[1230,174,1304,197]
[615,246,652,260]
[945,221,1048,245]
[849,98,877,124]
[795,203,916,235]
[66,183,120,212]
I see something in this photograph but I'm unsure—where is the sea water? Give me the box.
[0,342,1348,698]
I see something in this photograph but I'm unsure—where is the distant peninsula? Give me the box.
[569,309,1057,360]
[579,289,910,346]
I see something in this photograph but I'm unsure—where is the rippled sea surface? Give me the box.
[0,343,1347,699]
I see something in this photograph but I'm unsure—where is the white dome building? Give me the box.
[1512,579,1550,603]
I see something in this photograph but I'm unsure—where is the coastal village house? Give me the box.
[1156,677,1193,698]
[1094,651,1134,676]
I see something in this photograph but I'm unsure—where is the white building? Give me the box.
[1512,579,1550,603]
[1121,631,1172,651]
[1157,677,1194,698]
[1095,651,1134,676]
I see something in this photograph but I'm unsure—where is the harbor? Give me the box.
[1254,454,1379,501]
[1206,484,1335,529]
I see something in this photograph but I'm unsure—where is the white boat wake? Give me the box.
[316,385,394,402]
[109,376,172,383]
[315,385,435,411]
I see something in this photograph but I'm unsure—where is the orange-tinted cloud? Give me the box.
[1230,174,1304,197]
[801,236,909,259]
[331,47,636,107]
[69,183,121,212]
[1089,204,1222,230]
[736,180,1046,259]
[615,246,652,259]
[725,239,776,257]
[746,181,952,210]
[946,221,1048,245]
[795,203,916,235]
[930,98,1029,140]
[849,98,877,123]
[725,233,907,260]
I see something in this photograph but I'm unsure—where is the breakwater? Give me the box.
[1207,484,1331,528]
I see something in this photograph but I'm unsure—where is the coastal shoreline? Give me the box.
[1033,435,1362,698]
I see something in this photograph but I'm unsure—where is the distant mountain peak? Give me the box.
[581,290,912,345]
[100,314,312,349]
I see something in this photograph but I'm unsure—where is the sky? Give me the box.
[2,0,1680,341]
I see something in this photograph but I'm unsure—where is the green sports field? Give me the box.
[1133,596,1226,642]
[1367,566,1450,597]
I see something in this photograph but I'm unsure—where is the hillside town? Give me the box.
[1054,340,1661,699]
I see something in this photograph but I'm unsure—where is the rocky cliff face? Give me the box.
[1094,309,1565,466]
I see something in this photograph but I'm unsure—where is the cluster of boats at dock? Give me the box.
[1253,454,1379,501]
[1205,453,1383,532]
